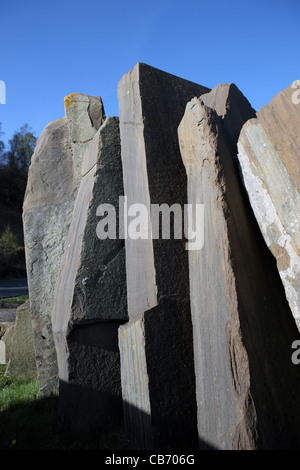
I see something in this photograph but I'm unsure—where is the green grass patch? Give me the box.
[0,365,39,409]
[0,365,135,450]
[1,294,29,305]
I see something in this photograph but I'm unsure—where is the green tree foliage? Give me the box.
[0,225,19,261]
[0,123,36,278]
[6,124,36,172]
[0,123,36,205]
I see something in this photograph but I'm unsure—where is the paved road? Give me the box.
[0,279,28,298]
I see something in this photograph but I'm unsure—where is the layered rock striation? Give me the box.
[178,84,300,449]
[23,93,105,395]
[117,62,210,449]
[237,82,300,330]
[52,117,127,431]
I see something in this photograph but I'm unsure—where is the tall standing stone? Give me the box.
[23,93,105,395]
[178,86,300,449]
[117,62,210,449]
[52,117,127,432]
[237,82,300,330]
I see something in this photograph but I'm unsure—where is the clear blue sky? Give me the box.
[1,0,299,146]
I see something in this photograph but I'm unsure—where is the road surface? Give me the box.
[0,279,28,298]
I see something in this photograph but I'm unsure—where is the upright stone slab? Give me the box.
[178,89,300,449]
[117,63,210,449]
[23,93,105,395]
[237,82,300,330]
[201,82,257,150]
[52,117,127,432]
[5,301,37,381]
[0,340,5,365]
[1,324,15,364]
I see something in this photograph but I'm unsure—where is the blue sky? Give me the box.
[1,0,299,146]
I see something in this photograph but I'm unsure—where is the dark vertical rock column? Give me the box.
[117,62,210,449]
[52,117,127,432]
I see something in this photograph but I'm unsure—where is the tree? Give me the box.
[0,225,19,261]
[6,123,36,173]
[0,123,36,204]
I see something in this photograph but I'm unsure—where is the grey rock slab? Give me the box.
[1,323,15,365]
[0,308,17,323]
[52,117,126,431]
[178,95,300,449]
[0,322,14,338]
[117,63,210,449]
[237,82,300,330]
[23,93,104,395]
[58,321,124,433]
[0,340,5,365]
[5,301,37,380]
[201,82,257,151]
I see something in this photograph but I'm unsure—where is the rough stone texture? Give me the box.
[0,340,5,365]
[0,321,14,364]
[178,91,300,449]
[117,62,210,449]
[201,82,257,150]
[0,322,14,338]
[1,324,15,364]
[0,308,17,322]
[23,93,105,395]
[5,301,37,380]
[237,81,300,330]
[52,117,127,432]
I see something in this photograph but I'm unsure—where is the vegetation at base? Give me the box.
[0,365,134,450]
[0,226,19,261]
[0,294,29,305]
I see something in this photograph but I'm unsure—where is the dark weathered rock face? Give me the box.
[117,62,210,449]
[23,93,105,396]
[237,82,300,330]
[52,117,127,432]
[4,301,37,381]
[178,86,300,449]
[201,82,257,151]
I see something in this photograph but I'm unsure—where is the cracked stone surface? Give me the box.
[237,81,300,330]
[52,117,127,431]
[178,87,300,449]
[23,93,104,396]
[117,63,210,449]
[5,301,37,381]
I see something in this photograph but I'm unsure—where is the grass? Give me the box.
[0,294,29,305]
[0,365,135,450]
